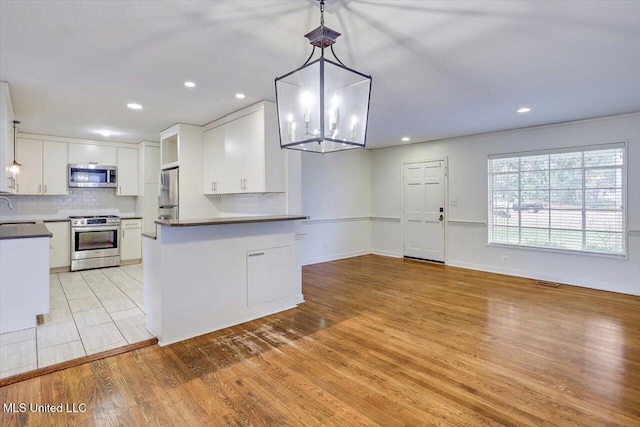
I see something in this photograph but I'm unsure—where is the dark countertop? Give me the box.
[155,215,309,227]
[0,221,53,240]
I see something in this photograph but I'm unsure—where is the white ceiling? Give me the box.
[1,0,639,149]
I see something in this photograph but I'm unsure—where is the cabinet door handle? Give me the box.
[16,183,19,192]
[214,182,217,191]
[38,184,42,193]
[248,252,264,257]
[211,182,214,191]
[122,229,125,239]
[44,184,47,193]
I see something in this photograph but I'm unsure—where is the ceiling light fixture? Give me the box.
[127,103,143,110]
[9,120,22,175]
[517,107,532,113]
[97,130,113,137]
[401,137,411,142]
[184,81,196,88]
[235,93,246,99]
[275,0,372,154]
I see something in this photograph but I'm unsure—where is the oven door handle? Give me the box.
[72,226,120,233]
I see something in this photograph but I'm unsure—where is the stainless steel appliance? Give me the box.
[68,164,117,188]
[70,215,121,271]
[159,168,179,220]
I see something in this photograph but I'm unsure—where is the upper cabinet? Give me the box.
[14,138,67,195]
[160,127,179,169]
[203,101,284,195]
[68,142,117,165]
[202,124,227,194]
[116,147,138,196]
[144,145,161,184]
[1,82,15,193]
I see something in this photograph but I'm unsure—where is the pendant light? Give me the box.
[275,0,372,154]
[9,120,21,175]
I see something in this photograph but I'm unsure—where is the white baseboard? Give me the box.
[444,260,623,293]
[302,250,371,266]
[371,249,402,258]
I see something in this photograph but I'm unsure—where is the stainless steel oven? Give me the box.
[70,215,121,271]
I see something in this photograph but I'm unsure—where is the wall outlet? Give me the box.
[503,256,509,264]
[450,198,457,206]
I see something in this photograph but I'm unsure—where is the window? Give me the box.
[488,143,626,256]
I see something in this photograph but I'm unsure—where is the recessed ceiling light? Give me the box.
[96,130,113,137]
[235,93,246,99]
[127,103,143,110]
[184,81,196,88]
[401,137,411,142]
[517,107,532,113]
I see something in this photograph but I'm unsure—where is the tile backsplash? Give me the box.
[0,188,136,221]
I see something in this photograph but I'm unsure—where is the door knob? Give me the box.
[439,214,444,221]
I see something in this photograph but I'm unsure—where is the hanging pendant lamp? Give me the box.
[9,120,21,175]
[275,0,372,154]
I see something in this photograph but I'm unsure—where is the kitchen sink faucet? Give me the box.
[0,196,14,209]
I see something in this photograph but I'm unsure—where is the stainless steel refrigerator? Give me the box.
[158,167,179,220]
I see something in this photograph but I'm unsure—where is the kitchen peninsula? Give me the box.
[143,215,307,345]
[0,221,51,333]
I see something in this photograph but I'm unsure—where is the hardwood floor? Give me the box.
[1,255,639,426]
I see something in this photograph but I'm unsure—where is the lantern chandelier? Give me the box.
[275,0,372,154]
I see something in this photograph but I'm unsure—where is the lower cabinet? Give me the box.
[247,246,292,306]
[121,219,142,262]
[45,221,70,270]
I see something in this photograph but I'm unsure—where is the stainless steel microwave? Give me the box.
[68,164,117,188]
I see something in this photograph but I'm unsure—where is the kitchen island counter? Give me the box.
[0,221,52,240]
[155,214,308,227]
[144,215,306,345]
[0,222,50,333]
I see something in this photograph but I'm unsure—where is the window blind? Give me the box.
[487,143,626,256]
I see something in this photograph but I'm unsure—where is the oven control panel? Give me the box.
[70,216,121,227]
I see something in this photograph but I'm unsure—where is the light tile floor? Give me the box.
[0,264,153,379]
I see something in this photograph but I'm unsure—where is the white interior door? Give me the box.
[402,161,445,262]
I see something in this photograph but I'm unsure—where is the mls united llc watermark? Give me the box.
[3,402,87,413]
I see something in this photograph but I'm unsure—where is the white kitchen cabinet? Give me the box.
[247,246,292,306]
[15,138,42,194]
[68,142,117,165]
[45,221,70,270]
[117,147,138,196]
[15,138,67,195]
[121,219,142,262]
[145,145,161,184]
[43,141,68,195]
[202,124,227,194]
[160,128,179,169]
[202,101,284,195]
[1,82,15,193]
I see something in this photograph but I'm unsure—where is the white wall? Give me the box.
[370,113,640,295]
[300,148,372,265]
